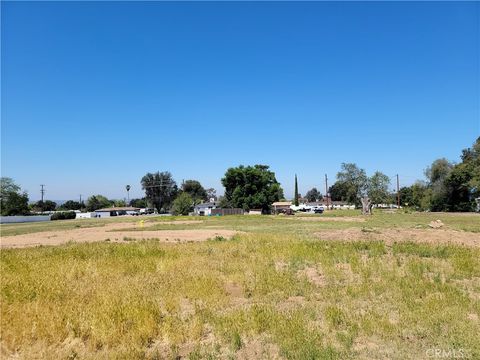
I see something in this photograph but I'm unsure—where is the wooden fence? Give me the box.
[211,208,244,216]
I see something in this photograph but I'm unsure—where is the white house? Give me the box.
[194,202,219,216]
[94,207,140,218]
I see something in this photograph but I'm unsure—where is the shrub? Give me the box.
[50,211,76,221]
[171,192,193,215]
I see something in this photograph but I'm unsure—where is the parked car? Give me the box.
[279,208,295,215]
[139,208,155,215]
[313,207,324,214]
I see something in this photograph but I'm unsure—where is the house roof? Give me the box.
[95,207,140,212]
[272,201,292,206]
[194,202,217,208]
[306,202,323,206]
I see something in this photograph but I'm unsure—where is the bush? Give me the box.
[171,193,193,215]
[51,211,76,221]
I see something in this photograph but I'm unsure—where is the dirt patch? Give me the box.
[141,220,204,225]
[277,296,306,312]
[274,261,289,272]
[453,277,480,300]
[0,221,238,248]
[353,337,380,352]
[224,281,249,309]
[236,336,282,360]
[314,228,480,247]
[428,220,444,228]
[290,216,366,223]
[163,220,203,224]
[225,281,244,298]
[467,313,478,322]
[297,266,326,286]
[179,298,195,320]
[334,262,360,284]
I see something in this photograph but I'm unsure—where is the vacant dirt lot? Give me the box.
[0,221,237,248]
[314,228,480,247]
[1,212,479,359]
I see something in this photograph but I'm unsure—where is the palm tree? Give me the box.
[294,174,299,206]
[126,185,131,205]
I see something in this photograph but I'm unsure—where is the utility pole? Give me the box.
[396,174,400,208]
[325,174,329,210]
[144,177,175,213]
[79,194,82,204]
[40,184,46,212]
[40,184,45,202]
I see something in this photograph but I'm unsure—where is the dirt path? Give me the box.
[0,221,237,249]
[314,228,480,247]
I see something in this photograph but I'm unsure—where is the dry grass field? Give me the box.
[1,211,479,359]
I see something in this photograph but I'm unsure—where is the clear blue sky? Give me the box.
[1,1,479,201]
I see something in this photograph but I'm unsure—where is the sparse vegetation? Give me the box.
[1,212,479,359]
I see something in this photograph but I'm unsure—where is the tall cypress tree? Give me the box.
[294,174,299,206]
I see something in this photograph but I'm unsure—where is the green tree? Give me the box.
[329,181,349,202]
[444,163,474,211]
[59,200,83,211]
[141,171,178,213]
[113,199,127,207]
[221,164,284,213]
[367,171,391,205]
[0,177,29,216]
[33,200,57,212]
[305,187,321,202]
[218,196,231,208]
[130,198,147,208]
[425,158,454,184]
[399,186,413,207]
[86,195,112,212]
[401,181,430,210]
[0,177,20,195]
[442,137,480,211]
[462,137,480,199]
[425,158,454,211]
[294,174,299,206]
[171,192,194,215]
[206,188,217,201]
[336,163,368,205]
[182,180,207,204]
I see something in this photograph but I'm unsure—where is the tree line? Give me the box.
[1,137,478,216]
[398,137,479,211]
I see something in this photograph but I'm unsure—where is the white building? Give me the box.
[94,207,140,218]
[194,202,218,216]
[75,212,97,219]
